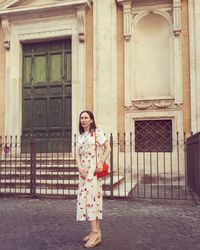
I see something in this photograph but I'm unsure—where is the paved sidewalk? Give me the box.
[0,197,199,250]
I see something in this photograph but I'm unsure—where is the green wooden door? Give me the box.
[22,39,72,152]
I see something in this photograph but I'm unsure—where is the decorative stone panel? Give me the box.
[125,99,183,111]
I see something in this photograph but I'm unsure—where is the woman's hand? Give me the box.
[79,167,86,180]
[95,161,103,174]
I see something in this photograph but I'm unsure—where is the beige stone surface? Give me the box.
[117,6,125,136]
[188,0,200,133]
[134,13,171,99]
[86,5,93,112]
[93,0,117,136]
[0,0,196,140]
[181,0,191,136]
[0,21,5,135]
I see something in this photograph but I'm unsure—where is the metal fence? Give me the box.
[0,133,194,200]
[186,132,200,199]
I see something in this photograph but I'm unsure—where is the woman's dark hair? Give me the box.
[79,110,97,134]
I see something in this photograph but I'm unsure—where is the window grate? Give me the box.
[135,120,172,152]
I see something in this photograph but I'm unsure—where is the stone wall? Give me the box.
[188,0,200,133]
[0,20,5,135]
[86,5,93,111]
[182,0,191,136]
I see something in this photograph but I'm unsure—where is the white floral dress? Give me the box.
[76,128,107,221]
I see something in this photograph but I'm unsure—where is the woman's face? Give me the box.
[80,112,93,131]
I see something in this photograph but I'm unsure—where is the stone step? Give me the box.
[0,167,78,173]
[0,176,125,192]
[0,174,79,180]
[0,182,114,191]
[0,158,76,165]
[0,179,78,184]
[0,163,77,166]
[0,188,121,197]
[0,175,123,184]
[104,181,137,197]
[0,188,78,196]
[0,182,78,190]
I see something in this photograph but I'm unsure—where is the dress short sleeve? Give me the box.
[76,135,81,150]
[96,128,107,146]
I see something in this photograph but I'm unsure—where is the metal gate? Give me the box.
[0,133,197,200]
[186,132,200,200]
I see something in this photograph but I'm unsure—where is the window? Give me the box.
[135,120,172,152]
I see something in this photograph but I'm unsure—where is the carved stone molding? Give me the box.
[77,8,86,43]
[133,101,152,110]
[2,18,10,50]
[0,1,92,45]
[117,0,181,37]
[154,101,173,109]
[173,0,181,36]
[122,1,132,41]
[117,0,132,41]
[18,28,72,41]
[125,99,183,111]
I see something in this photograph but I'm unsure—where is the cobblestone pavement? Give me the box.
[0,197,199,250]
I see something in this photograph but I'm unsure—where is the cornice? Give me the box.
[0,0,92,16]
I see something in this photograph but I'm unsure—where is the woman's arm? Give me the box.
[96,140,111,172]
[100,140,111,163]
[76,149,86,179]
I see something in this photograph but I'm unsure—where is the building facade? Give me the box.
[0,0,198,155]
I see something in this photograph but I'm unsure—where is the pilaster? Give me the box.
[173,0,182,104]
[188,0,200,132]
[93,0,117,135]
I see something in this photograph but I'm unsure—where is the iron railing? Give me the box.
[186,132,200,199]
[0,133,194,200]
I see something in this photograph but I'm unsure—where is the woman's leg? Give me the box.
[96,218,102,240]
[84,220,101,248]
[83,219,101,242]
[90,220,98,233]
[96,218,100,231]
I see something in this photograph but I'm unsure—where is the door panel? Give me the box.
[23,99,32,129]
[49,98,63,128]
[33,55,47,84]
[24,56,32,84]
[64,97,71,128]
[49,53,62,82]
[33,99,47,128]
[65,52,72,81]
[22,39,72,152]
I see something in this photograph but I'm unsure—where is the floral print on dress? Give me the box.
[76,128,107,221]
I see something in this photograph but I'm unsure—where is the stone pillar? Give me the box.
[0,19,5,135]
[122,1,132,107]
[93,0,117,136]
[1,18,11,136]
[188,0,200,133]
[76,7,86,117]
[173,0,183,104]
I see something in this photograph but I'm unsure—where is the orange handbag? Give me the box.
[94,163,109,179]
[94,131,109,179]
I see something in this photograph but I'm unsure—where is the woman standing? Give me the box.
[76,111,111,248]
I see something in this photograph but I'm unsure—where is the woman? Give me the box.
[76,111,111,248]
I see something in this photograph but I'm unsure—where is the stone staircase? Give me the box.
[0,157,126,197]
